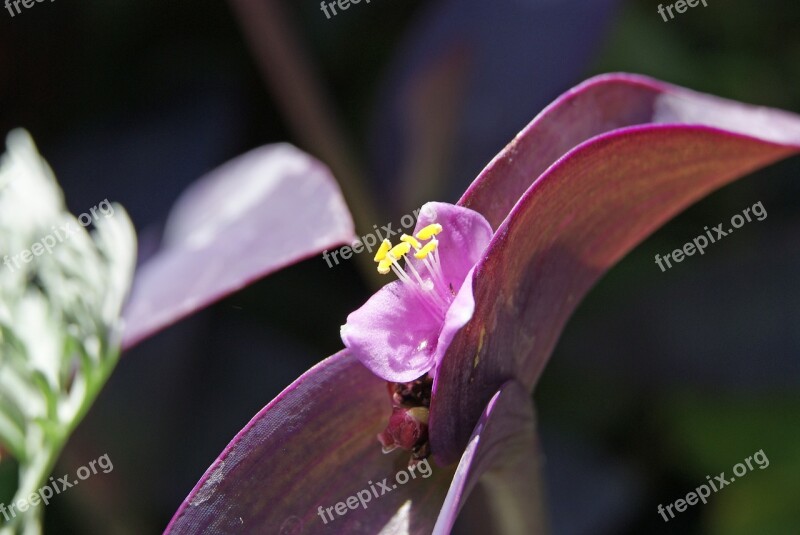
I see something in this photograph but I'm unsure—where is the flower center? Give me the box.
[373,224,451,320]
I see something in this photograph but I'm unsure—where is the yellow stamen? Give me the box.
[414,239,438,259]
[374,239,391,262]
[416,223,442,241]
[377,258,393,274]
[377,243,411,275]
[400,234,422,250]
[389,242,411,259]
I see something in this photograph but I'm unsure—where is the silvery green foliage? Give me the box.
[0,130,136,534]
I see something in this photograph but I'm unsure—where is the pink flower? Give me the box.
[342,202,493,383]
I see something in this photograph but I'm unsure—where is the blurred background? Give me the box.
[1,0,799,533]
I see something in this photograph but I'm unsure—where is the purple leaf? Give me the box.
[165,350,454,534]
[166,354,548,534]
[430,73,800,464]
[459,73,800,229]
[122,144,355,349]
[433,381,546,535]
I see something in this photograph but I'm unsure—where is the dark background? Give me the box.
[1,0,799,533]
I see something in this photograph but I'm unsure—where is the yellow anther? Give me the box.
[376,243,412,275]
[374,239,392,262]
[400,234,422,250]
[389,242,411,259]
[414,239,438,259]
[377,258,393,274]
[416,223,442,241]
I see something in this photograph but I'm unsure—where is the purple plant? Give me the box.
[120,74,800,533]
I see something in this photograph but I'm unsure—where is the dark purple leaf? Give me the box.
[166,350,453,534]
[431,73,800,464]
[433,381,546,534]
[166,354,548,533]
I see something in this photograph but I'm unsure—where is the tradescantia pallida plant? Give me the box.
[160,73,800,534]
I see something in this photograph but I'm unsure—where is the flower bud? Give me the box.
[376,406,429,454]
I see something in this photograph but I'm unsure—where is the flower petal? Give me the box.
[432,267,476,375]
[122,144,355,349]
[341,202,492,382]
[165,350,454,534]
[341,281,443,383]
[433,381,546,534]
[431,74,800,464]
[409,202,493,290]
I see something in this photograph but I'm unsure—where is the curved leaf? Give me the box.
[459,73,800,229]
[433,381,546,535]
[165,350,454,534]
[122,144,355,349]
[431,73,800,464]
